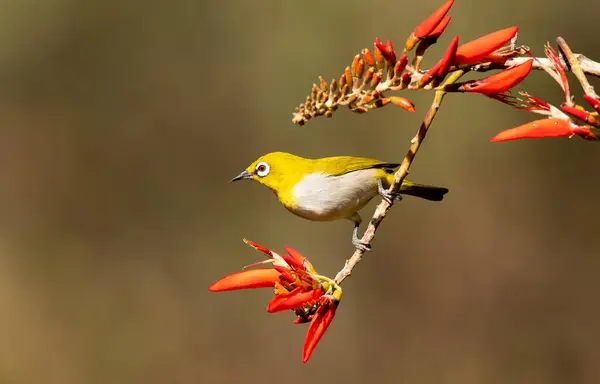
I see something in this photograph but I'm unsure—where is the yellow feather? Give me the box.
[237,152,448,221]
[311,156,399,176]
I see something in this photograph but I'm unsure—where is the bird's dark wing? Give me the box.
[319,156,399,176]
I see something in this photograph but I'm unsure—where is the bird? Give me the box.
[231,152,448,251]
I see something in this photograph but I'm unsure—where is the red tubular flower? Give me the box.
[571,126,599,140]
[420,36,458,87]
[208,239,342,363]
[460,59,533,95]
[583,95,600,114]
[424,16,452,43]
[303,296,337,363]
[208,268,280,291]
[268,288,322,313]
[414,0,454,39]
[454,26,518,65]
[435,35,459,77]
[490,118,578,142]
[561,104,599,127]
[406,0,454,51]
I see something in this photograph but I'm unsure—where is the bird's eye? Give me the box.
[255,161,270,177]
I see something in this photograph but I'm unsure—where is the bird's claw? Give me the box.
[352,226,372,252]
[352,237,372,252]
[378,179,403,204]
[380,190,403,205]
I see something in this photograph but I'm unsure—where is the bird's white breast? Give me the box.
[291,170,379,221]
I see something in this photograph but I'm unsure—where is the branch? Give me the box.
[334,70,465,284]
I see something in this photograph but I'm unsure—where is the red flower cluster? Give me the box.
[491,45,599,142]
[208,240,342,363]
[409,0,599,142]
[377,0,530,93]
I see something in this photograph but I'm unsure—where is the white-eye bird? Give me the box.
[231,152,448,251]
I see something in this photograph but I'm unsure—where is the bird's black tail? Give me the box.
[399,180,449,201]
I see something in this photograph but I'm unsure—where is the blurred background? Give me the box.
[0,0,599,383]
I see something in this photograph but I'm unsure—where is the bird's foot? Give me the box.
[378,179,403,205]
[352,237,372,252]
[352,227,372,252]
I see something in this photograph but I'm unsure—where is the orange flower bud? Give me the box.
[318,76,328,92]
[351,55,364,79]
[461,59,532,95]
[389,96,416,112]
[454,27,518,65]
[361,48,376,67]
[373,45,385,68]
[491,118,574,142]
[344,67,352,88]
[370,72,383,89]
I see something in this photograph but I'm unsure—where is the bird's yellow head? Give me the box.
[230,152,308,194]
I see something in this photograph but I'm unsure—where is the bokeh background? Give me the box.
[0,0,599,383]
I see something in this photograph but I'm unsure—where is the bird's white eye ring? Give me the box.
[255,161,270,177]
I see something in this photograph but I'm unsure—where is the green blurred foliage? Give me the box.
[0,0,598,383]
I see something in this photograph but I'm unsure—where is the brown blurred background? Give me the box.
[0,0,599,383]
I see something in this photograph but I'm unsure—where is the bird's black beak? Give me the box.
[230,170,252,182]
